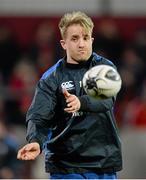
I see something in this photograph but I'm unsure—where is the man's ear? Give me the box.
[60,40,66,50]
[92,38,94,43]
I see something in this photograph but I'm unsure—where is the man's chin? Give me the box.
[74,58,87,63]
[71,54,90,63]
[76,55,89,62]
[79,58,88,62]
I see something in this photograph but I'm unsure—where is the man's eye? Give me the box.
[84,36,89,40]
[72,38,77,41]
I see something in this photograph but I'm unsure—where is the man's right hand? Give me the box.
[63,88,81,113]
[17,142,41,160]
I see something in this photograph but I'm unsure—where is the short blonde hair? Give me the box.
[59,11,94,39]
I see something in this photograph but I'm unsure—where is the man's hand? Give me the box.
[17,142,41,160]
[63,88,81,113]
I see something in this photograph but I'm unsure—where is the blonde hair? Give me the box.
[59,11,94,39]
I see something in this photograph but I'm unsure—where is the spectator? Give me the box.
[119,47,144,98]
[119,80,146,178]
[133,27,146,62]
[7,57,39,125]
[115,46,145,126]
[123,80,146,128]
[28,21,58,75]
[0,25,20,84]
[93,19,124,68]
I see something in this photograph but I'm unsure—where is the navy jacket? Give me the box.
[26,52,122,174]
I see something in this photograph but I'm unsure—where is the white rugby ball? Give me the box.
[82,65,122,99]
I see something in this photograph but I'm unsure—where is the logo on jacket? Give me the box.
[61,81,75,90]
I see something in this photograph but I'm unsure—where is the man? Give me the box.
[17,11,122,179]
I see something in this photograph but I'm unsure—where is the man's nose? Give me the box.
[78,39,85,47]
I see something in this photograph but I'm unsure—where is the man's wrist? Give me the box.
[29,139,42,153]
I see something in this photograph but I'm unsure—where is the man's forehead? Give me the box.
[67,25,90,35]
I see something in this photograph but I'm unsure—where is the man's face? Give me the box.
[60,24,94,64]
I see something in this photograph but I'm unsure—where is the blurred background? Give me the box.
[0,0,146,178]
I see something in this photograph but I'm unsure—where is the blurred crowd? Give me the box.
[0,18,146,178]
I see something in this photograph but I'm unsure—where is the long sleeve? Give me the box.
[79,95,115,113]
[26,77,57,149]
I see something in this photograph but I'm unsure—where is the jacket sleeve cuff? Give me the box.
[79,95,89,111]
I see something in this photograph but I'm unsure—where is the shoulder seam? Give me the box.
[41,59,62,79]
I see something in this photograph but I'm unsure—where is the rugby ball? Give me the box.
[82,65,122,99]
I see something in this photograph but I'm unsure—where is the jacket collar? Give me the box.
[63,54,94,69]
